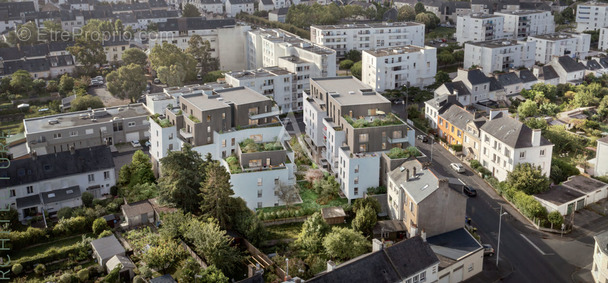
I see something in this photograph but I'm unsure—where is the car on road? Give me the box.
[483,244,494,256]
[439,43,449,47]
[450,163,465,173]
[94,76,103,82]
[145,141,151,147]
[90,80,103,87]
[131,140,141,147]
[417,134,429,143]
[463,185,477,197]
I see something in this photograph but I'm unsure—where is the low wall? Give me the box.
[262,216,309,226]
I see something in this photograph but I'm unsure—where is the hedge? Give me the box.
[15,242,91,271]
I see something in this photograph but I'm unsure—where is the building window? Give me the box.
[359,144,367,152]
[354,177,359,184]
[222,140,226,147]
[257,190,263,198]
[274,178,279,185]
[355,165,359,173]
[231,138,235,146]
[53,133,62,139]
[104,171,110,180]
[420,271,426,282]
[258,178,262,186]
[520,151,526,158]
[27,186,33,194]
[70,131,78,137]
[207,115,211,122]
[9,190,15,197]
[354,187,359,195]
[359,133,369,143]
[88,174,95,182]
[540,149,545,156]
[257,202,263,208]
[128,121,136,127]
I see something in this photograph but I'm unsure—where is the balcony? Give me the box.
[179,128,193,139]
[387,136,409,144]
[249,106,281,120]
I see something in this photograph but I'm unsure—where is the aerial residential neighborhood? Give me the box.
[3,0,608,282]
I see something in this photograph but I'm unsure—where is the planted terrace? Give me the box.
[343,113,403,128]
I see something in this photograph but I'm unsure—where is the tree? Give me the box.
[57,207,73,219]
[199,161,234,229]
[82,191,94,207]
[124,183,159,203]
[93,217,110,235]
[10,22,39,45]
[71,95,104,111]
[352,204,377,237]
[59,74,75,95]
[275,181,299,208]
[352,197,381,214]
[42,20,63,41]
[186,34,218,75]
[345,50,362,62]
[339,59,354,70]
[203,70,224,83]
[184,219,243,278]
[350,61,362,80]
[150,43,197,82]
[506,163,551,195]
[323,227,370,260]
[296,212,329,253]
[547,211,564,228]
[106,64,147,102]
[398,5,416,21]
[437,50,455,65]
[143,239,183,271]
[158,144,207,213]
[415,12,439,31]
[230,198,267,246]
[122,48,148,67]
[0,207,19,228]
[182,3,201,17]
[434,71,450,86]
[67,34,106,76]
[414,2,426,14]
[114,19,124,35]
[10,70,33,95]
[518,100,538,118]
[157,64,187,87]
[453,50,465,62]
[104,266,120,283]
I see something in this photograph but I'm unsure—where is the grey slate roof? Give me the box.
[260,0,274,5]
[497,72,522,86]
[595,230,608,256]
[122,200,154,218]
[20,44,50,58]
[269,7,289,15]
[537,65,559,81]
[388,159,441,204]
[0,47,23,61]
[425,95,463,115]
[467,69,491,85]
[440,105,476,131]
[563,175,608,194]
[308,236,438,283]
[0,2,36,20]
[228,0,256,4]
[157,18,236,32]
[518,69,538,83]
[586,60,602,71]
[557,56,585,72]
[519,2,551,10]
[427,228,483,261]
[535,185,584,205]
[91,235,125,262]
[16,194,41,208]
[2,58,51,75]
[62,94,77,108]
[0,146,114,187]
[41,185,82,204]
[488,77,503,91]
[444,81,471,96]
[598,57,608,69]
[480,115,552,148]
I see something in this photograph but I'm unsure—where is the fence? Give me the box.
[262,215,309,226]
[180,239,208,269]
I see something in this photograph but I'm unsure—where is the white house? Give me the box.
[532,65,560,86]
[599,28,608,51]
[424,94,461,129]
[225,0,255,17]
[479,112,554,182]
[1,146,116,221]
[549,55,586,84]
[590,136,608,177]
[576,2,608,32]
[464,39,535,75]
[593,230,608,283]
[456,13,505,45]
[495,10,555,39]
[224,67,297,112]
[527,33,591,64]
[362,45,437,91]
[535,176,608,215]
[427,229,485,283]
[193,0,224,14]
[310,22,426,59]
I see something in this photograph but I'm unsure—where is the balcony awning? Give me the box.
[250,110,281,120]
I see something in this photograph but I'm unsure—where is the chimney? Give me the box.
[453,89,458,96]
[531,129,541,147]
[69,145,75,155]
[421,229,427,242]
[405,169,410,181]
[31,150,37,161]
[327,260,337,272]
[412,167,417,178]
[372,238,384,252]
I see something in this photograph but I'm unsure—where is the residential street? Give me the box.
[415,136,575,283]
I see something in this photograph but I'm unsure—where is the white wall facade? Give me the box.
[596,139,608,177]
[496,11,555,39]
[464,40,535,75]
[593,239,608,283]
[303,90,328,148]
[437,249,484,283]
[226,1,254,17]
[456,14,505,45]
[337,148,380,200]
[224,69,295,112]
[527,33,591,64]
[576,3,608,32]
[362,46,437,91]
[599,28,608,51]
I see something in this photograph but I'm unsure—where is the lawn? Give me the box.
[12,234,87,261]
[257,182,348,215]
[266,222,304,241]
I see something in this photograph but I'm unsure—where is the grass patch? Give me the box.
[427,27,456,40]
[257,183,348,215]
[266,222,304,241]
[12,234,88,261]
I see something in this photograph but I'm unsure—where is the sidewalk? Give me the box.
[469,256,514,283]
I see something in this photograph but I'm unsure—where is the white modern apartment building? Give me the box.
[192,0,224,14]
[479,112,553,181]
[149,86,296,209]
[310,22,425,58]
[576,2,608,32]
[1,146,116,221]
[593,230,608,283]
[464,39,536,75]
[149,18,251,71]
[495,10,555,39]
[361,45,437,91]
[303,77,415,201]
[226,0,255,17]
[246,28,337,77]
[224,67,298,112]
[456,13,505,45]
[599,28,608,51]
[527,33,591,64]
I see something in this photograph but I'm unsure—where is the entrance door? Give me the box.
[141,213,148,225]
[567,203,575,215]
[576,199,585,210]
[107,137,113,145]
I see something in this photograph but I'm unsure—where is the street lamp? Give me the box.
[430,135,435,164]
[402,82,410,119]
[286,258,289,280]
[496,206,508,267]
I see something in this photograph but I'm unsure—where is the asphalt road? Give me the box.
[415,137,575,283]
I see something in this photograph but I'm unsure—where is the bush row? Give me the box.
[258,207,315,221]
[16,241,91,271]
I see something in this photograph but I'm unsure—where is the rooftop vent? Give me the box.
[66,190,73,194]
[48,193,55,198]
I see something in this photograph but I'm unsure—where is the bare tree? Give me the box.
[275,181,299,208]
[304,169,324,184]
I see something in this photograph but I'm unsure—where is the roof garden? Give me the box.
[239,138,284,153]
[386,146,421,159]
[150,114,173,128]
[343,113,403,128]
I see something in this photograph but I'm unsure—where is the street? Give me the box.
[415,137,575,283]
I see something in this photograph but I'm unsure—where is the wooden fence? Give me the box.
[262,215,309,226]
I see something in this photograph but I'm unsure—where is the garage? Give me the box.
[452,266,463,282]
[125,132,140,142]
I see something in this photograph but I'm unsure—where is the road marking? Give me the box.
[520,234,549,255]
[457,178,466,185]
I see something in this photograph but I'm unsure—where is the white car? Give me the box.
[450,163,465,173]
[94,76,104,82]
[131,140,141,147]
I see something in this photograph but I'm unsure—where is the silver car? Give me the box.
[450,163,465,173]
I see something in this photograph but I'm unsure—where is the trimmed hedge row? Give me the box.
[16,242,91,271]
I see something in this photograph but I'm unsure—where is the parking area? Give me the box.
[88,85,131,107]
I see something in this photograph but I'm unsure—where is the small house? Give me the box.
[121,199,155,229]
[151,274,178,283]
[105,255,136,281]
[373,220,407,241]
[90,235,126,266]
[321,207,346,225]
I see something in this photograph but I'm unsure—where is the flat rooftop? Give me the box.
[312,77,390,106]
[467,13,503,19]
[25,104,150,133]
[279,55,310,64]
[495,10,548,15]
[579,1,608,6]
[535,185,585,206]
[467,39,522,48]
[255,28,335,55]
[529,33,577,41]
[563,175,607,194]
[311,22,424,30]
[182,87,270,111]
[364,45,430,57]
[226,67,291,80]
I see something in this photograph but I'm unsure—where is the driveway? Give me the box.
[88,85,131,107]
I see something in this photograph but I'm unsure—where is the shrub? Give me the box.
[387,147,409,159]
[450,144,463,152]
[366,186,387,195]
[547,211,564,228]
[77,269,89,282]
[98,230,113,238]
[59,272,78,283]
[110,186,119,196]
[81,192,94,208]
[18,243,90,271]
[57,207,73,220]
[53,216,88,236]
[339,60,354,70]
[470,159,481,170]
[551,158,580,183]
[133,276,145,283]
[92,218,110,235]
[11,263,23,275]
[8,227,48,250]
[34,264,46,276]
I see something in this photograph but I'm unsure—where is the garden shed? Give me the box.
[321,206,346,225]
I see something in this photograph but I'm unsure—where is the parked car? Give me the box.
[94,76,104,82]
[463,185,477,197]
[145,141,151,147]
[153,78,161,84]
[131,140,141,147]
[450,163,466,173]
[440,43,449,47]
[483,244,494,256]
[417,134,429,143]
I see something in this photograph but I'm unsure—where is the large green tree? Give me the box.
[518,100,538,118]
[182,3,201,17]
[296,212,330,253]
[106,64,147,102]
[323,227,370,260]
[9,70,33,95]
[149,43,197,84]
[67,29,107,75]
[506,163,551,195]
[59,74,75,95]
[187,34,218,75]
[199,161,234,229]
[398,5,416,21]
[122,48,148,67]
[352,204,377,237]
[350,61,362,80]
[158,144,207,213]
[71,95,104,111]
[414,2,426,14]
